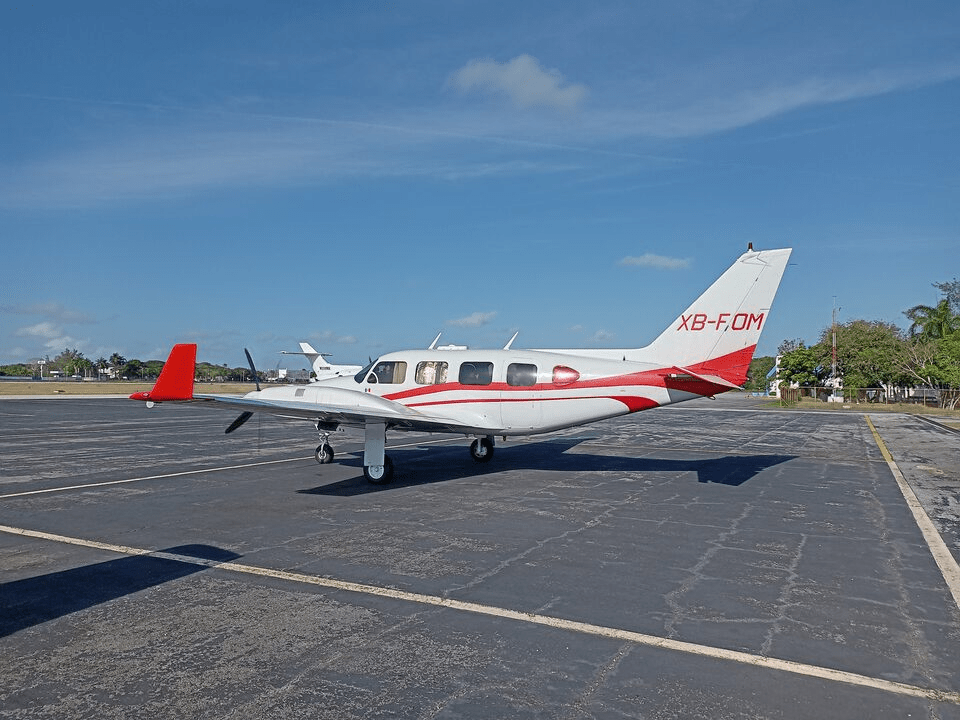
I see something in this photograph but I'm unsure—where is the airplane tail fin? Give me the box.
[129,343,196,402]
[638,248,791,387]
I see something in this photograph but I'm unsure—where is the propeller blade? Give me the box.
[225,411,254,434]
[244,348,261,391]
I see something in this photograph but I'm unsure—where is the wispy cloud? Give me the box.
[619,253,691,270]
[449,55,589,111]
[2,58,958,210]
[0,302,95,323]
[447,311,497,328]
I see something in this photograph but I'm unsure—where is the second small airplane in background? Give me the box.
[280,342,362,381]
[131,247,792,484]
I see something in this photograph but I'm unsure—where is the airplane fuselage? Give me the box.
[249,347,724,436]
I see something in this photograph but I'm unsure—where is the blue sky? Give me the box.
[2,1,958,371]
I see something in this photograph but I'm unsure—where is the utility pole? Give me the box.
[831,297,839,401]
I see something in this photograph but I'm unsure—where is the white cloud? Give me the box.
[592,329,615,342]
[447,311,497,328]
[449,55,589,111]
[619,253,691,270]
[15,322,81,351]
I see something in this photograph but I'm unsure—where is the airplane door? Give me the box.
[501,362,542,431]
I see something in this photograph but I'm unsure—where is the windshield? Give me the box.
[354,358,377,383]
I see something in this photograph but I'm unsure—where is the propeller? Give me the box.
[225,411,253,434]
[244,348,261,391]
[225,347,260,435]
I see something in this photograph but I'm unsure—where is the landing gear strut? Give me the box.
[470,436,495,463]
[314,422,335,464]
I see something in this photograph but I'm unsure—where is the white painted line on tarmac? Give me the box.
[865,415,960,611]
[2,522,958,706]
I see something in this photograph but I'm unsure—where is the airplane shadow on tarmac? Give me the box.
[0,545,240,637]
[300,437,796,497]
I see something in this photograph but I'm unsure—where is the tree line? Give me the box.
[746,278,960,408]
[0,349,253,383]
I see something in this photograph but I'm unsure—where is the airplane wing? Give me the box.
[190,390,486,434]
[130,344,494,435]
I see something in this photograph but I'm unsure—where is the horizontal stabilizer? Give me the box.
[668,366,743,390]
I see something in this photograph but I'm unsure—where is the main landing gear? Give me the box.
[470,436,495,463]
[312,423,495,484]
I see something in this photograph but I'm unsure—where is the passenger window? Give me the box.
[507,363,538,387]
[416,361,448,385]
[458,362,494,386]
[369,361,407,384]
[552,365,580,386]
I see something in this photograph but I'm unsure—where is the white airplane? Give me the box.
[131,247,791,484]
[279,342,362,381]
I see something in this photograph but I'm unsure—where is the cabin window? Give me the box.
[552,365,580,386]
[368,360,407,384]
[507,363,538,387]
[416,361,448,385]
[458,361,494,386]
[295,388,306,397]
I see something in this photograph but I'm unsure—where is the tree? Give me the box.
[745,356,775,393]
[932,278,960,312]
[818,320,906,394]
[776,342,824,387]
[904,298,960,340]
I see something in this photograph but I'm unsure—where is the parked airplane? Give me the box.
[279,342,362,381]
[131,247,791,484]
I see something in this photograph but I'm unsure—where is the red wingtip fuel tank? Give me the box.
[129,343,196,402]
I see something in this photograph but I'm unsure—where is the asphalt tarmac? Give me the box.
[1,395,958,719]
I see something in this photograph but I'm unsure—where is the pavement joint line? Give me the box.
[864,415,960,611]
[0,456,314,499]
[2,522,958,706]
[0,437,462,500]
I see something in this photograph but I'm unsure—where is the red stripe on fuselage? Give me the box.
[379,345,755,413]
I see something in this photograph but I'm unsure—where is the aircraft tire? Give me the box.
[470,437,494,463]
[315,444,334,464]
[363,455,394,484]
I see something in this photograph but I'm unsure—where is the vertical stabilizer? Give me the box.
[639,248,791,385]
[129,343,196,402]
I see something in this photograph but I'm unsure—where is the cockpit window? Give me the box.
[368,361,407,384]
[354,359,377,383]
[356,359,407,384]
[507,363,538,387]
[458,361,494,386]
[415,361,448,385]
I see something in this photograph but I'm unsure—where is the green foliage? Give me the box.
[777,342,824,387]
[745,356,775,392]
[904,298,960,339]
[818,320,907,391]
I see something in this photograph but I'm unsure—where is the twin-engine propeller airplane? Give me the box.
[131,247,791,484]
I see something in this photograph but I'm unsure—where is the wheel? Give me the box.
[363,455,394,484]
[315,444,334,464]
[470,437,494,463]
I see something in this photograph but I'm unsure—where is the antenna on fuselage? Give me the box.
[503,331,519,350]
[428,332,442,350]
